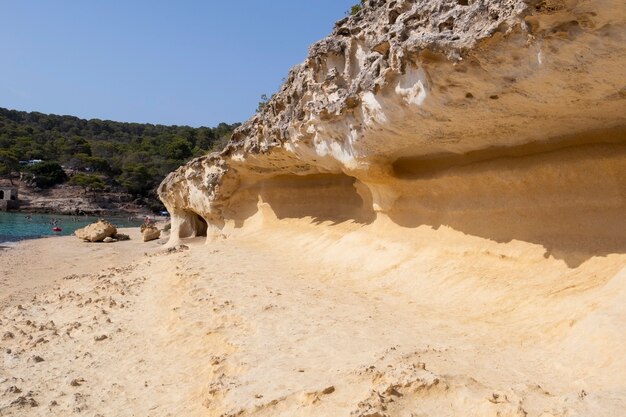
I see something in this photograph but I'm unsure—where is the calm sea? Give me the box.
[0,212,142,244]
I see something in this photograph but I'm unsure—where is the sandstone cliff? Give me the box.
[159,0,626,417]
[159,0,625,256]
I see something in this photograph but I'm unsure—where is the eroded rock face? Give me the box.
[158,0,626,243]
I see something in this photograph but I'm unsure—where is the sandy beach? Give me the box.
[1,217,625,417]
[2,0,625,415]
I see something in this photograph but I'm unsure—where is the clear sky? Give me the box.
[0,1,355,127]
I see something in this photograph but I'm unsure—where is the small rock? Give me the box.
[31,355,45,363]
[10,395,38,407]
[142,226,161,242]
[103,237,117,243]
[489,391,508,404]
[2,331,14,340]
[94,335,108,342]
[322,386,335,395]
[70,378,85,387]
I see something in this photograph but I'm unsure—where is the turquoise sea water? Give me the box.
[0,212,142,244]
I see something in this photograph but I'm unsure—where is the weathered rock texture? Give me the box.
[158,0,625,249]
[74,220,117,243]
[142,226,161,242]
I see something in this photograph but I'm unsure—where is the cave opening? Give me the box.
[178,210,208,238]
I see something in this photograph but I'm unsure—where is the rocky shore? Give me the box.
[0,179,153,217]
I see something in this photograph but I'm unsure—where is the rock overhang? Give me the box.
[158,0,626,243]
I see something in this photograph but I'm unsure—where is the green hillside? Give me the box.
[0,107,239,206]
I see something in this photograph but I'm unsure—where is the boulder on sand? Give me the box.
[142,226,160,242]
[75,220,117,242]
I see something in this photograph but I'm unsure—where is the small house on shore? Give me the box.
[0,187,18,211]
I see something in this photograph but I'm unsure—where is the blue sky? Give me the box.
[0,1,355,127]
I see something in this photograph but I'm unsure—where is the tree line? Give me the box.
[0,107,239,209]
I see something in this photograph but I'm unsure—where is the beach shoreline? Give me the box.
[0,213,168,246]
[0,228,148,305]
